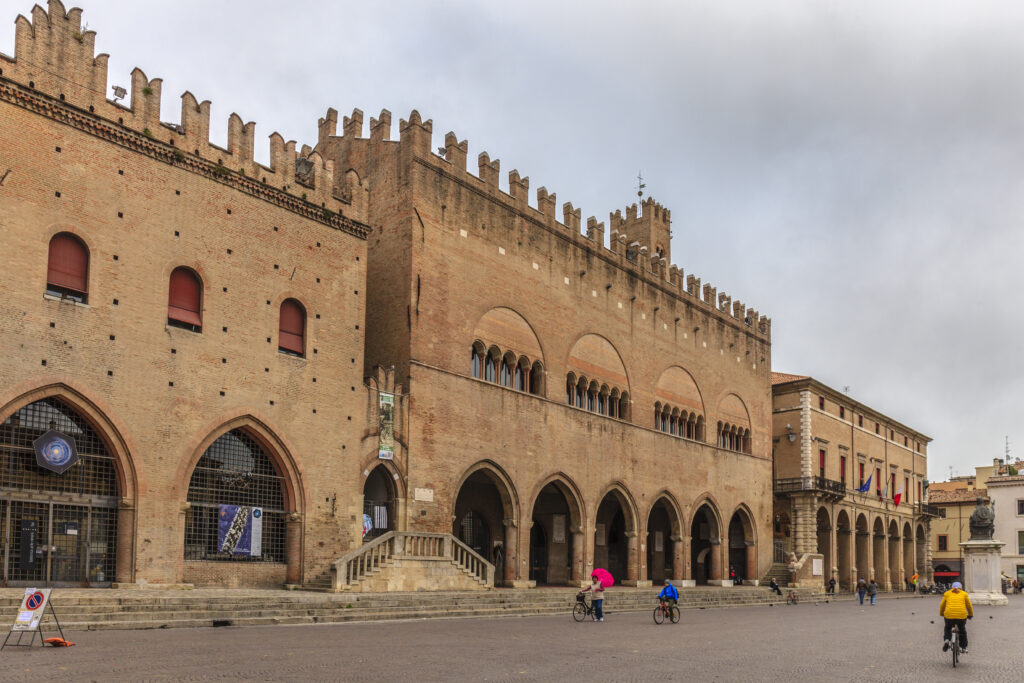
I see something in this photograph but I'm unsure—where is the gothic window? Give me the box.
[184,429,287,562]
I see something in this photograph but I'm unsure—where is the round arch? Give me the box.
[566,333,631,397]
[472,306,546,365]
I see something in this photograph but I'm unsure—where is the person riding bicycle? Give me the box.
[939,581,973,655]
[658,578,678,606]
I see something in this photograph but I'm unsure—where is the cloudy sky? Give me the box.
[5,1,1021,481]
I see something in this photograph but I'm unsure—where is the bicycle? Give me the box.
[948,622,961,668]
[653,599,680,624]
[573,592,596,622]
[786,590,798,605]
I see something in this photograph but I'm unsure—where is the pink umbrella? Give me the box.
[591,568,614,588]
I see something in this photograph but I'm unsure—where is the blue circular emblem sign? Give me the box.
[41,435,74,467]
[32,430,80,474]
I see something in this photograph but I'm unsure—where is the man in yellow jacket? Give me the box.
[939,581,974,654]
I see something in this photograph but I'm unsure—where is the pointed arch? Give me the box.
[648,490,684,537]
[0,381,140,502]
[529,472,586,529]
[452,459,521,523]
[595,481,640,533]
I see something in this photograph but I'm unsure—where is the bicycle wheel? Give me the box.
[669,606,680,624]
[951,635,958,668]
[573,603,587,622]
[653,606,665,624]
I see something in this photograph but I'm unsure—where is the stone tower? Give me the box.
[609,197,672,264]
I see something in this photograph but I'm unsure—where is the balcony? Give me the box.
[773,476,846,500]
[915,502,945,518]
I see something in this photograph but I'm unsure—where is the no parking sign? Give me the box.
[12,588,51,632]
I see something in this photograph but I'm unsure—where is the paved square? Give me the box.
[2,595,1022,681]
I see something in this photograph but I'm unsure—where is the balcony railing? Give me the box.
[915,502,945,518]
[773,476,846,498]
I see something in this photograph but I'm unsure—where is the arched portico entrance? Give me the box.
[816,507,832,588]
[646,496,682,583]
[529,478,584,585]
[902,522,913,588]
[362,465,397,541]
[452,463,518,585]
[872,518,886,586]
[836,510,852,589]
[728,508,756,583]
[855,514,869,584]
[0,395,131,586]
[593,487,638,583]
[887,519,900,590]
[690,502,721,585]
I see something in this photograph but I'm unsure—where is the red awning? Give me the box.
[934,571,960,577]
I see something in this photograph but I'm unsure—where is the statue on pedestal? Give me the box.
[968,496,994,541]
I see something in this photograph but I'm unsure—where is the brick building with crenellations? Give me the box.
[2,2,907,593]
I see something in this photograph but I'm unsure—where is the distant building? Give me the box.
[771,373,937,590]
[928,487,987,583]
[984,471,1024,584]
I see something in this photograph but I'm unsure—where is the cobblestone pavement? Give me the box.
[2,594,1021,682]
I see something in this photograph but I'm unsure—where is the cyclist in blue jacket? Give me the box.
[658,579,679,606]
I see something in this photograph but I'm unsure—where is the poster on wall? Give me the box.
[218,505,263,557]
[553,514,565,544]
[378,392,395,460]
[595,523,606,546]
[655,531,664,552]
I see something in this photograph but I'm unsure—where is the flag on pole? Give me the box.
[883,475,889,499]
[893,480,904,507]
[856,473,872,494]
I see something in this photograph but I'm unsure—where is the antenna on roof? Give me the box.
[636,172,646,198]
[843,386,850,395]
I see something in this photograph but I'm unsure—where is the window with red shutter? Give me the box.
[168,267,203,331]
[46,233,89,302]
[279,299,305,356]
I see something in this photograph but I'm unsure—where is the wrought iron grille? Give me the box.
[185,429,286,562]
[0,398,118,497]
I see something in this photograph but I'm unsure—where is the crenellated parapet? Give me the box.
[312,103,770,342]
[0,1,367,233]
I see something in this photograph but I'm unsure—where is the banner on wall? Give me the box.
[378,392,395,460]
[218,505,263,556]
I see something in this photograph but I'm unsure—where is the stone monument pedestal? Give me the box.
[961,539,1008,605]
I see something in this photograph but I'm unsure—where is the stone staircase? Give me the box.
[323,531,493,592]
[1,585,853,633]
[762,562,793,586]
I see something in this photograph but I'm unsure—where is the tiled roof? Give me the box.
[771,372,809,385]
[928,488,987,504]
[986,475,1024,484]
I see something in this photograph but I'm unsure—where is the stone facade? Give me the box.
[313,96,775,587]
[3,1,777,591]
[771,373,935,590]
[0,2,370,587]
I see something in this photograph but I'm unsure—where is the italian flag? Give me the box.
[893,481,904,507]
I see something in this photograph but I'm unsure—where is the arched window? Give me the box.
[278,299,305,356]
[499,354,513,387]
[514,362,525,391]
[184,429,287,562]
[575,377,586,408]
[168,267,203,332]
[566,375,574,405]
[609,389,619,419]
[46,232,89,302]
[529,362,544,396]
[485,352,497,382]
[471,345,483,378]
[618,392,630,420]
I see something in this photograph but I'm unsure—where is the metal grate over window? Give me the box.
[1,398,118,498]
[185,429,287,563]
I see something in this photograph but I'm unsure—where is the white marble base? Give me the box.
[961,539,1009,606]
[679,579,696,588]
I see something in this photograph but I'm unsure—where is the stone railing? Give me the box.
[332,531,494,590]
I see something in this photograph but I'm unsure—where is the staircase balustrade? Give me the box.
[332,531,494,591]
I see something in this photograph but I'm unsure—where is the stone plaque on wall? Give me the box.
[812,558,823,576]
[655,531,664,552]
[553,514,565,543]
[414,487,434,502]
[595,523,606,546]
